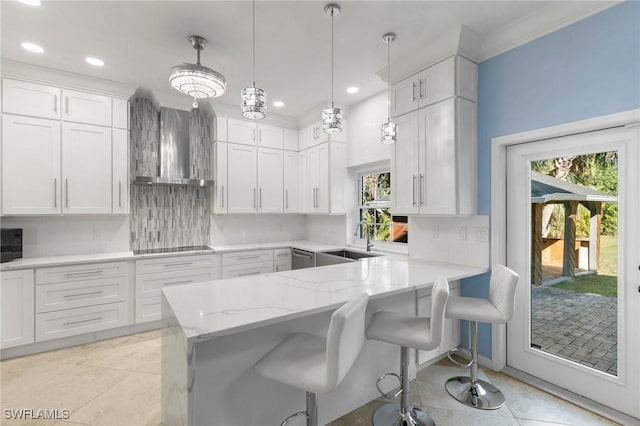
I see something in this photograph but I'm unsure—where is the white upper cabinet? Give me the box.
[2,115,61,215]
[214,117,228,142]
[298,150,308,213]
[62,123,112,214]
[303,142,346,214]
[112,98,129,129]
[391,56,477,118]
[62,89,112,127]
[227,118,257,146]
[2,79,61,119]
[211,141,228,214]
[257,148,283,213]
[283,151,299,213]
[390,111,420,215]
[299,120,347,150]
[112,128,129,214]
[283,128,299,151]
[227,144,257,213]
[257,124,284,149]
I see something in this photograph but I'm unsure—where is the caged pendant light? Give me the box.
[380,32,397,144]
[169,35,227,108]
[321,3,343,134]
[241,0,267,119]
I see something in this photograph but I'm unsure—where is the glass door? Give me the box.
[505,127,639,418]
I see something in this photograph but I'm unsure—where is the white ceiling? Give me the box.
[2,1,591,119]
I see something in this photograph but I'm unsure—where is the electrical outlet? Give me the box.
[476,227,489,242]
[431,225,439,239]
[458,226,467,240]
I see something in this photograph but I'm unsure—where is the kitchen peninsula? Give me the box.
[161,256,486,426]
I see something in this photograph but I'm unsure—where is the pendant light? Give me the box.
[169,36,226,107]
[241,0,267,120]
[380,32,397,144]
[321,3,343,134]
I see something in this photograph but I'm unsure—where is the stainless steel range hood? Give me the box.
[135,107,214,187]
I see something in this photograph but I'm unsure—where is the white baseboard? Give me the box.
[502,366,640,426]
[0,321,160,360]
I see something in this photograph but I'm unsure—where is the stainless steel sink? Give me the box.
[315,249,381,266]
[323,249,380,259]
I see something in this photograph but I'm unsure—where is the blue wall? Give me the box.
[461,1,640,358]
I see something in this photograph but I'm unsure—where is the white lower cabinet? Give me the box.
[221,249,274,278]
[274,248,292,272]
[35,302,130,342]
[1,269,35,349]
[34,261,132,342]
[135,254,221,323]
[416,282,460,365]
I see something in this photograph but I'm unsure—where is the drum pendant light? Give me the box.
[241,0,267,119]
[169,36,227,107]
[380,32,397,144]
[321,3,343,134]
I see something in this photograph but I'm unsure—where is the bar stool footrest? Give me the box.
[375,372,403,399]
[280,410,308,426]
[445,376,506,410]
[373,402,435,426]
[447,346,473,368]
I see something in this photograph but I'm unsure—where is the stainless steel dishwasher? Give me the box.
[291,248,315,269]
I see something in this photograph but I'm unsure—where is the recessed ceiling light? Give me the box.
[86,57,105,67]
[19,0,41,6]
[273,101,285,108]
[21,42,44,53]
[346,86,359,94]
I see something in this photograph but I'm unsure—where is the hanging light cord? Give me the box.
[387,39,391,121]
[331,9,334,108]
[252,0,256,88]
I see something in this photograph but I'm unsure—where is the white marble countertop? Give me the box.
[162,257,487,342]
[0,240,346,271]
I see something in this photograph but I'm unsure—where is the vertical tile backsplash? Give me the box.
[129,96,211,251]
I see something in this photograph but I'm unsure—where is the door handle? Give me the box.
[64,317,101,326]
[54,178,57,208]
[259,129,262,143]
[118,181,122,207]
[412,82,417,102]
[65,179,69,208]
[53,94,58,114]
[65,96,69,115]
[412,174,417,206]
[419,173,425,206]
[253,128,256,142]
[419,79,424,99]
[259,188,262,209]
[221,185,225,208]
[253,188,257,208]
[285,189,289,209]
[63,291,103,298]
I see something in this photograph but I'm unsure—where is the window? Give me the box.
[357,171,408,243]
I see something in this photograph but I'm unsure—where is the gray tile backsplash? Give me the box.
[130,97,211,251]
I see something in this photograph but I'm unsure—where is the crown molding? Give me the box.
[480,1,621,61]
[0,59,136,99]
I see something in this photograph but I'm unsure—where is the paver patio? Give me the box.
[531,285,617,375]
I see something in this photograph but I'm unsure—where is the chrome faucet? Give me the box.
[357,220,374,252]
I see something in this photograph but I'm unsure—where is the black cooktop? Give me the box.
[133,246,212,255]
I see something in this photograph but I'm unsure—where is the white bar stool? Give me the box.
[366,277,450,426]
[253,293,369,426]
[444,264,519,410]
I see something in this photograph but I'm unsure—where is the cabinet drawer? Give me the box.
[222,261,273,279]
[135,296,161,324]
[35,301,131,342]
[274,248,291,259]
[222,250,273,266]
[274,259,291,273]
[135,254,218,275]
[36,276,129,313]
[36,261,127,285]
[62,89,112,126]
[136,268,219,299]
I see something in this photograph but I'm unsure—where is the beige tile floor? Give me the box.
[0,331,620,426]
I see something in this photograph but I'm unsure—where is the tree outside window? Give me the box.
[358,171,408,243]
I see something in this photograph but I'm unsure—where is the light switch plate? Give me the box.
[458,226,467,240]
[475,227,489,242]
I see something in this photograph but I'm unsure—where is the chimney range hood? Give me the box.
[135,107,213,187]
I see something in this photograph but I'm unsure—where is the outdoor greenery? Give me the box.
[531,152,618,238]
[360,172,392,241]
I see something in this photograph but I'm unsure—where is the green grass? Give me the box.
[553,274,617,297]
[599,235,617,276]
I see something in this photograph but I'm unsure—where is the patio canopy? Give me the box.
[531,171,617,204]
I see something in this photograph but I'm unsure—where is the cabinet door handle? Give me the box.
[285,189,289,209]
[65,179,69,208]
[412,174,417,206]
[253,128,256,142]
[165,280,193,286]
[64,291,103,298]
[164,261,194,267]
[412,82,417,102]
[64,270,104,277]
[64,317,101,326]
[65,96,69,115]
[420,173,425,206]
[118,181,122,207]
[221,185,225,208]
[53,94,58,114]
[238,271,261,277]
[259,129,262,143]
[259,188,262,209]
[54,178,57,208]
[419,79,424,99]
[253,188,257,208]
[237,255,260,260]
